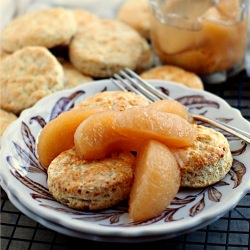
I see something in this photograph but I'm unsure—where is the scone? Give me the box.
[140,65,204,90]
[47,148,135,210]
[0,49,11,62]
[172,124,233,188]
[117,0,151,39]
[75,91,149,111]
[58,59,93,88]
[0,109,17,140]
[0,46,64,114]
[69,19,151,78]
[2,8,77,52]
[71,9,99,33]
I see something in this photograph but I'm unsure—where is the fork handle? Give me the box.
[192,114,250,144]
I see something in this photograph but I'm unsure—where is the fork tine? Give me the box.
[113,74,147,98]
[119,71,159,103]
[208,118,250,138]
[193,114,250,144]
[124,68,171,100]
[111,78,127,92]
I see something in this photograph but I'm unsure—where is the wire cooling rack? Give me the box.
[1,70,250,250]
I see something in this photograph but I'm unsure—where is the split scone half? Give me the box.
[172,124,233,188]
[47,148,135,210]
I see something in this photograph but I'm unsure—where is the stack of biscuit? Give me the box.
[47,91,233,211]
[0,6,153,106]
[0,6,152,136]
[0,2,204,136]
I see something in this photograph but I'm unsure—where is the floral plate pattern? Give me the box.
[1,80,250,242]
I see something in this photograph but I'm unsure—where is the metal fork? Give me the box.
[111,68,250,144]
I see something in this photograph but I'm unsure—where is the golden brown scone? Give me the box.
[71,9,99,33]
[0,49,11,62]
[58,59,93,89]
[69,19,151,78]
[75,91,149,111]
[140,65,204,90]
[0,109,17,140]
[172,124,233,188]
[47,148,135,210]
[0,46,64,114]
[2,8,77,52]
[117,0,152,39]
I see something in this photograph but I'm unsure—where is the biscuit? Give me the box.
[140,65,204,90]
[2,8,77,52]
[0,109,17,139]
[69,19,151,78]
[0,49,11,62]
[58,59,93,88]
[75,91,149,111]
[47,148,135,210]
[172,124,233,188]
[117,0,151,39]
[71,9,99,33]
[0,46,64,114]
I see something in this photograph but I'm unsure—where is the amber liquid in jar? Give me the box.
[150,0,249,76]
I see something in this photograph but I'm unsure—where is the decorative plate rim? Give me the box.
[1,79,250,241]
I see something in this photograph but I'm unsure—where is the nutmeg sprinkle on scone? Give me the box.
[75,91,149,111]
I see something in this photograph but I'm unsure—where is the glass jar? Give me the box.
[149,0,249,83]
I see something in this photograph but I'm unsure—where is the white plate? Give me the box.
[1,79,250,242]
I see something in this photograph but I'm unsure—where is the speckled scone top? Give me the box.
[47,148,135,210]
[0,46,64,114]
[140,65,204,90]
[2,8,77,52]
[172,124,233,188]
[75,91,149,111]
[69,19,151,78]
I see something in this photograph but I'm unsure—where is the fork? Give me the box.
[111,68,250,144]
